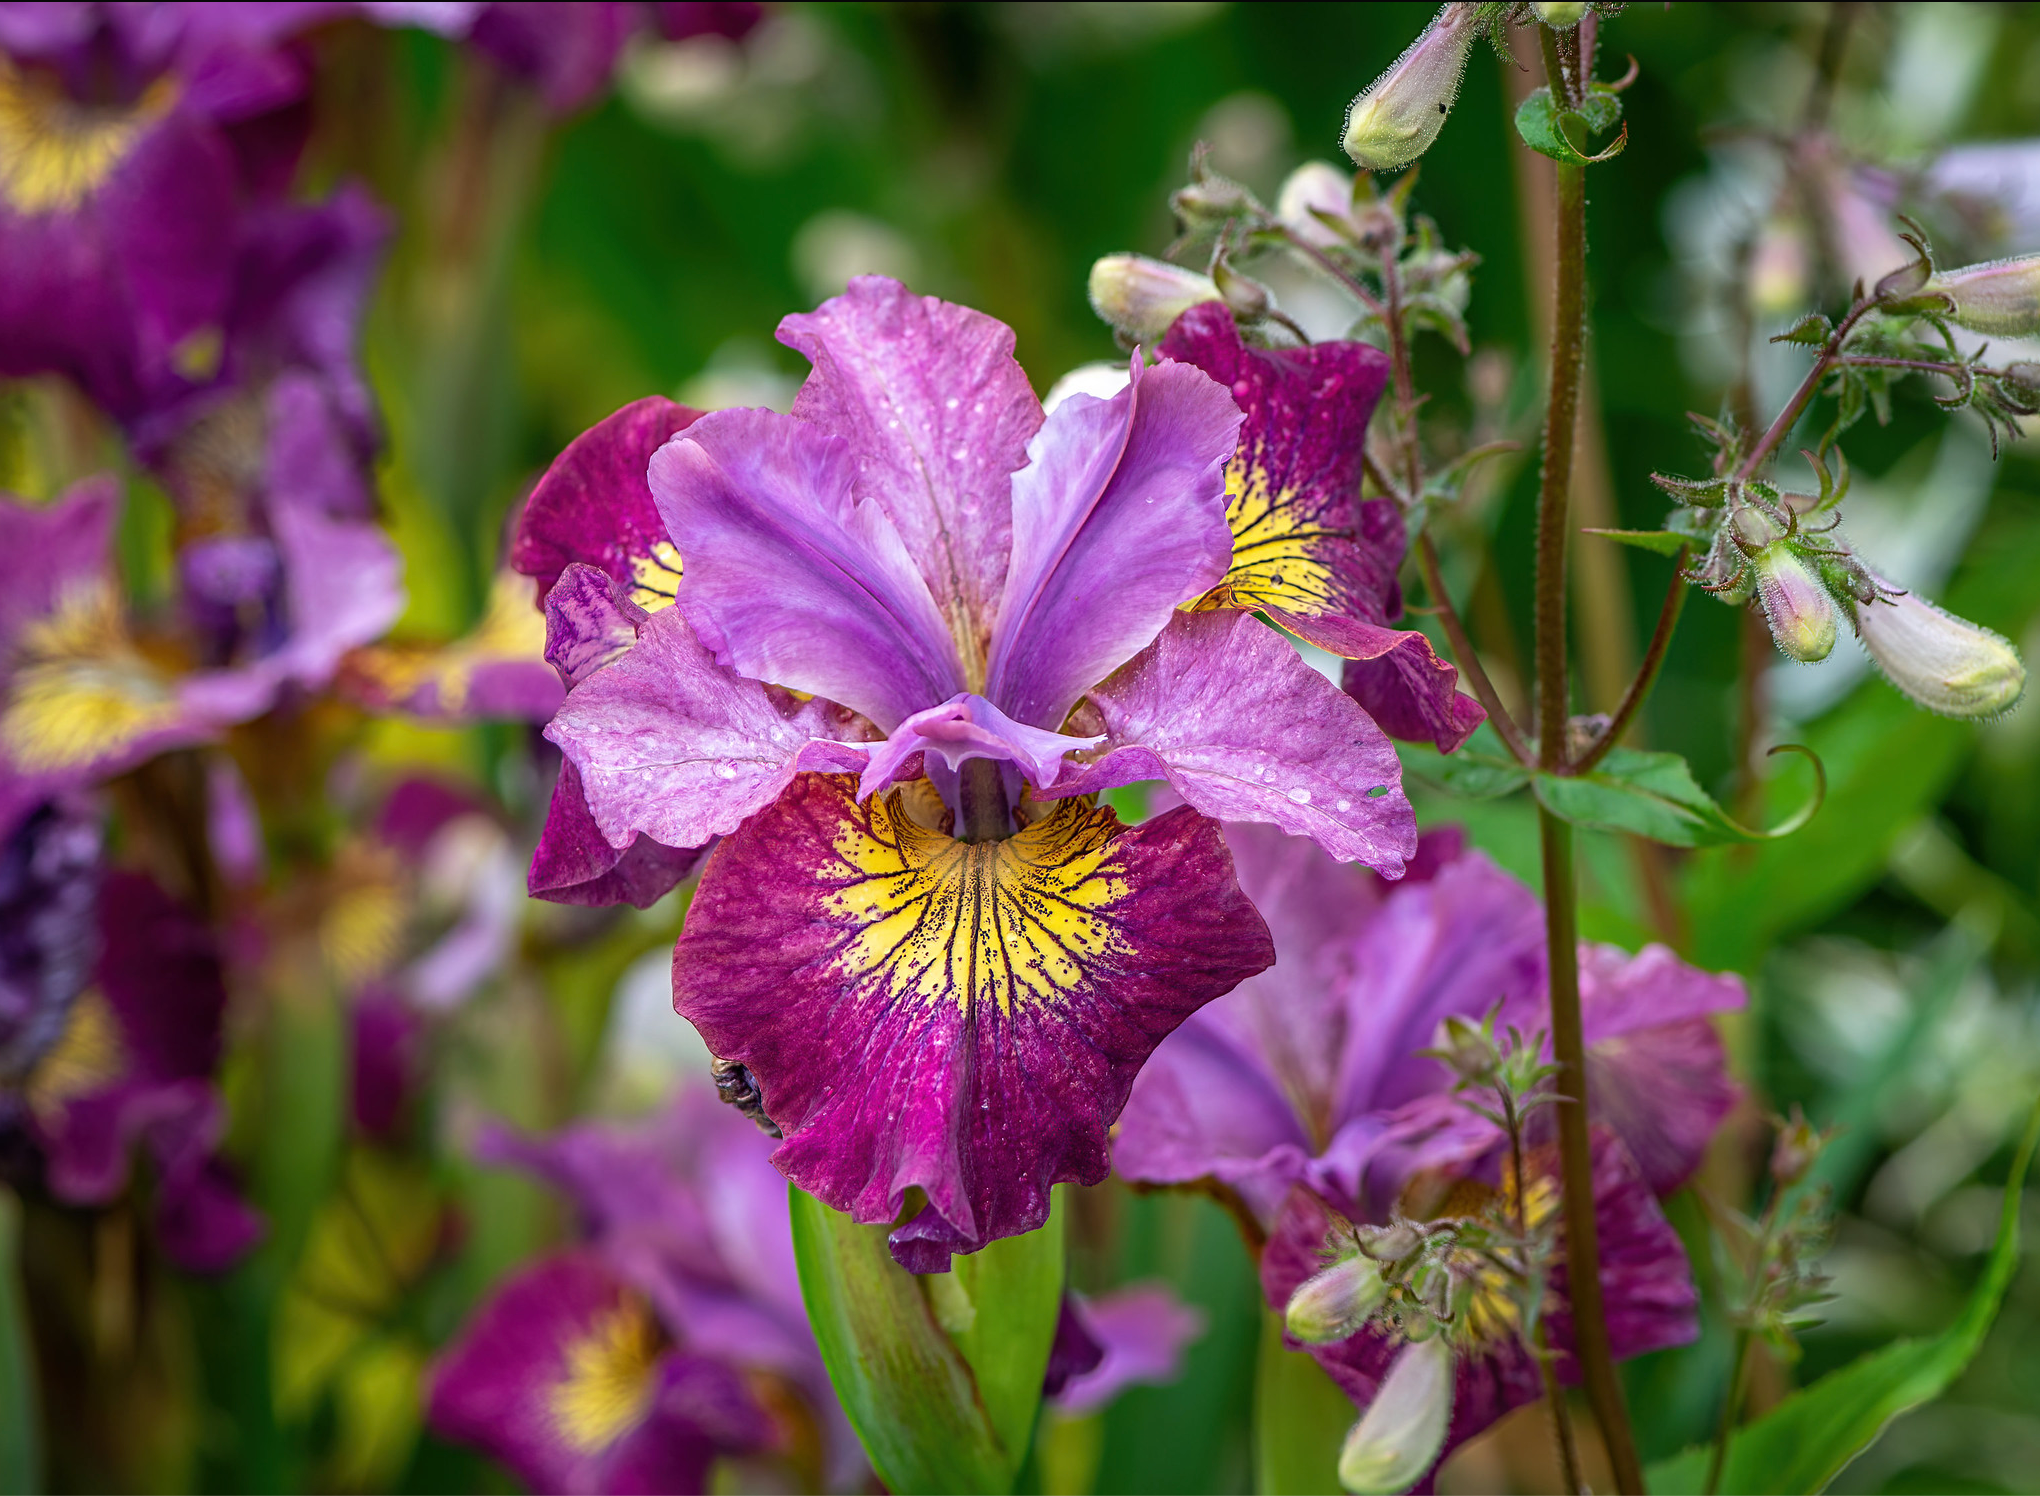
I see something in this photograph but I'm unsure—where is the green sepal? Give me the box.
[1646,1099,2040,1493]
[789,1185,1064,1495]
[1770,312,1833,346]
[1514,86,1628,165]
[1532,745,1826,848]
[1579,527,1692,557]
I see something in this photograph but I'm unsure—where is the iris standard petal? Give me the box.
[1159,303,1485,751]
[983,355,1242,732]
[545,606,875,854]
[1044,611,1415,873]
[855,691,1103,803]
[672,775,1273,1270]
[778,275,1045,681]
[651,406,965,730]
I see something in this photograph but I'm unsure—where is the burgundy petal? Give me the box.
[529,758,705,910]
[673,775,1273,1269]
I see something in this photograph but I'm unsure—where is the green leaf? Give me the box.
[1646,1099,2040,1494]
[0,1190,39,1496]
[790,1186,1062,1494]
[1532,746,1824,849]
[1580,527,1692,558]
[1254,1311,1353,1494]
[1514,87,1628,165]
[1396,738,1533,801]
[1771,312,1833,346]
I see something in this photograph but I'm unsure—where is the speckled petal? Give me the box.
[982,355,1241,731]
[546,606,873,853]
[673,776,1273,1270]
[543,562,644,690]
[651,406,964,730]
[778,276,1044,671]
[1044,611,1414,873]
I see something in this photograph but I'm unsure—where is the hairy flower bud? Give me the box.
[1926,255,2040,336]
[1753,545,1839,663]
[1286,1254,1387,1345]
[1852,587,2025,718]
[1087,254,1221,343]
[1212,259,1273,319]
[1532,1,1587,26]
[1172,170,1258,236]
[1342,3,1479,172]
[1338,1336,1455,1495]
[1277,160,1356,250]
[1769,1106,1825,1189]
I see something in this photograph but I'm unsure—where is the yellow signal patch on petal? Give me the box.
[0,61,175,215]
[348,569,548,716]
[26,990,128,1128]
[823,787,1134,1018]
[1,582,185,773]
[1190,460,1345,617]
[627,540,683,614]
[549,1294,664,1454]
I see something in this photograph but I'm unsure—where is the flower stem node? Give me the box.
[1286,1254,1388,1345]
[1337,1335,1456,1495]
[1342,3,1480,173]
[1852,588,2026,718]
[1752,545,1838,664]
[1925,255,2040,337]
[1087,254,1223,344]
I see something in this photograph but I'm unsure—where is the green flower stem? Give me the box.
[1533,22,1645,1494]
[1704,1326,1755,1496]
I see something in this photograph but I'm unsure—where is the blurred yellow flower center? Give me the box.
[550,1296,663,1453]
[1,582,183,773]
[0,62,175,215]
[27,991,127,1127]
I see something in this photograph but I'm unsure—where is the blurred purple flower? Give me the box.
[0,799,100,1102]
[1046,1284,1207,1417]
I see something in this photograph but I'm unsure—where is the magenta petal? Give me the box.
[512,395,700,606]
[1275,608,1486,754]
[529,758,705,910]
[545,561,645,689]
[651,407,963,730]
[856,692,1102,801]
[1052,1285,1206,1416]
[983,356,1242,731]
[1046,612,1415,873]
[673,777,1273,1269]
[546,607,875,853]
[0,478,118,654]
[778,276,1045,662]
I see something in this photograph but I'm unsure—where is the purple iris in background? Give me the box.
[428,1089,855,1494]
[1157,304,1485,752]
[1114,820,1737,1475]
[527,275,1418,1269]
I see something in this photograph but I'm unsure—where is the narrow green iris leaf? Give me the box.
[1645,1098,2040,1494]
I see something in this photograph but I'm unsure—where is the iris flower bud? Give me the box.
[1286,1254,1387,1345]
[1087,255,1222,343]
[1337,1336,1455,1495]
[1753,545,1839,663]
[1925,255,2040,336]
[1853,587,2025,718]
[1342,3,1480,173]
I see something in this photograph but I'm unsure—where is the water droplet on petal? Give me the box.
[715,764,737,779]
[947,397,960,409]
[1337,798,1351,812]
[1287,786,1312,805]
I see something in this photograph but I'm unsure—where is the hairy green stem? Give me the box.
[1705,1327,1755,1495]
[1534,25,1645,1494]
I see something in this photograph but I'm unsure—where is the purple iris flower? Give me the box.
[429,1089,857,1494]
[1157,305,1486,752]
[527,276,1416,1270]
[0,798,100,1108]
[14,865,262,1272]
[1113,820,1736,1474]
[1045,1284,1207,1418]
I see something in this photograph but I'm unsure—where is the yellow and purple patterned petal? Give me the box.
[982,353,1241,731]
[673,775,1274,1270]
[778,275,1045,684]
[1158,303,1485,751]
[1045,611,1415,872]
[343,567,563,723]
[650,406,964,731]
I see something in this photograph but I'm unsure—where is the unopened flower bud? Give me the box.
[1753,545,1838,663]
[1769,1106,1825,1188]
[1212,259,1272,319]
[1277,160,1355,249]
[1088,254,1221,343]
[1337,1336,1455,1495]
[1172,170,1257,236]
[1853,587,2025,718]
[1428,1013,1501,1086]
[1925,255,2040,336]
[1286,1254,1387,1345]
[1532,1,1586,26]
[1342,3,1479,172]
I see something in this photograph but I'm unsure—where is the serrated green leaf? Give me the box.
[1532,746,1823,849]
[1396,738,1533,801]
[1646,1099,2040,1494]
[790,1186,1061,1494]
[1580,527,1691,557]
[1514,87,1628,165]
[1576,89,1622,134]
[1771,312,1832,346]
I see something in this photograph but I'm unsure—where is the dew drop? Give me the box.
[953,447,968,461]
[946,397,960,410]
[715,764,737,779]
[1287,786,1311,805]
[1336,798,1351,812]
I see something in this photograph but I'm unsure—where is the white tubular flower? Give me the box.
[1753,546,1840,664]
[1925,254,2040,336]
[1854,587,2026,718]
[1337,1336,1456,1495]
[1285,1254,1386,1345]
[1087,254,1222,343]
[1342,3,1480,173]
